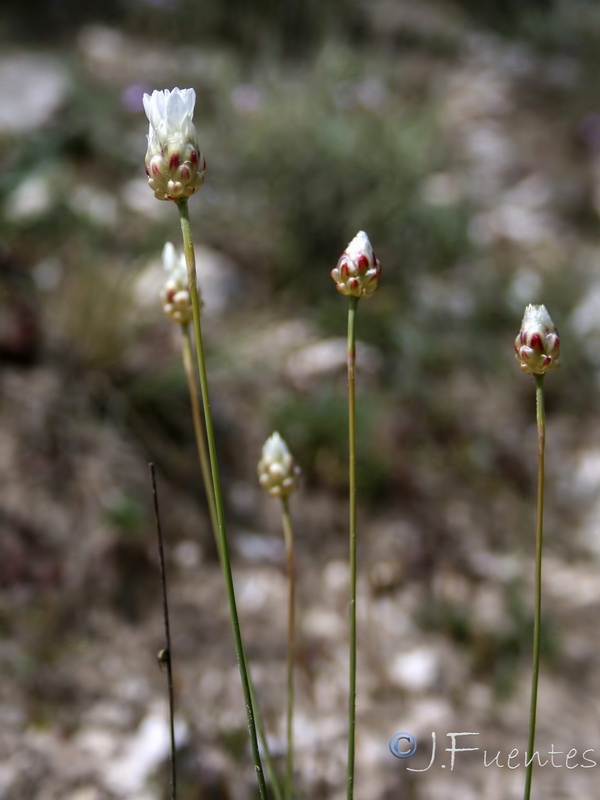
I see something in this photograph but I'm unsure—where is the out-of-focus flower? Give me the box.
[514,304,561,375]
[331,231,381,298]
[160,242,200,324]
[143,88,206,202]
[257,432,301,499]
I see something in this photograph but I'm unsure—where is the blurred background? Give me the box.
[1,1,599,798]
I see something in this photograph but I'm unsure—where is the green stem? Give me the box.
[180,326,282,800]
[346,296,359,800]
[280,497,296,800]
[180,323,220,546]
[248,665,284,800]
[523,373,545,800]
[177,199,268,800]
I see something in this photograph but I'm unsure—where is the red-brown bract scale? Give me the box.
[528,332,542,349]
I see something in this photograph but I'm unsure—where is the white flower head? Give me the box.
[257,432,301,499]
[159,241,200,324]
[331,230,381,298]
[143,88,206,202]
[514,303,560,375]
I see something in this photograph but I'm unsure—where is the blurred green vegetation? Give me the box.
[1,3,599,739]
[420,584,561,699]
[2,0,598,515]
[2,5,598,432]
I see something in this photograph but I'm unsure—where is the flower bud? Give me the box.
[160,242,201,324]
[257,432,301,499]
[143,88,206,202]
[514,304,560,375]
[331,230,381,298]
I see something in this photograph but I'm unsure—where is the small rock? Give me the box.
[387,646,439,691]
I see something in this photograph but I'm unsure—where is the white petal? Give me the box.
[262,432,293,465]
[143,90,166,130]
[154,89,168,118]
[345,230,373,261]
[142,92,152,120]
[522,304,555,332]
[161,242,177,274]
[166,90,187,128]
[178,88,196,115]
[174,253,188,283]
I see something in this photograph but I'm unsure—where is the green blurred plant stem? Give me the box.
[346,295,359,800]
[280,496,296,800]
[249,670,284,800]
[180,323,219,539]
[177,199,269,800]
[181,316,282,800]
[523,373,546,800]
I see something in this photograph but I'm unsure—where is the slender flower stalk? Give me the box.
[514,304,560,800]
[146,87,270,798]
[182,320,282,799]
[249,669,284,800]
[180,323,220,541]
[523,374,545,800]
[280,497,296,800]
[159,241,220,554]
[331,231,381,800]
[346,295,358,800]
[258,432,301,800]
[183,321,283,799]
[177,198,268,799]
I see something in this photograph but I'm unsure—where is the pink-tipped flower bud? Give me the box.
[143,88,206,202]
[160,242,200,324]
[257,432,301,499]
[331,230,381,298]
[514,304,561,375]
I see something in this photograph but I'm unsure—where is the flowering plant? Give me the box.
[159,242,199,324]
[514,304,561,375]
[258,432,301,499]
[331,230,381,298]
[143,88,206,201]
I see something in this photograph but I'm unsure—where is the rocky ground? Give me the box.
[1,2,599,799]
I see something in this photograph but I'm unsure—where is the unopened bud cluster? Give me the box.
[258,432,300,499]
[514,304,560,375]
[331,231,381,298]
[143,88,206,202]
[160,242,201,324]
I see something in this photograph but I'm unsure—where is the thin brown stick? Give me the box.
[150,463,177,800]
